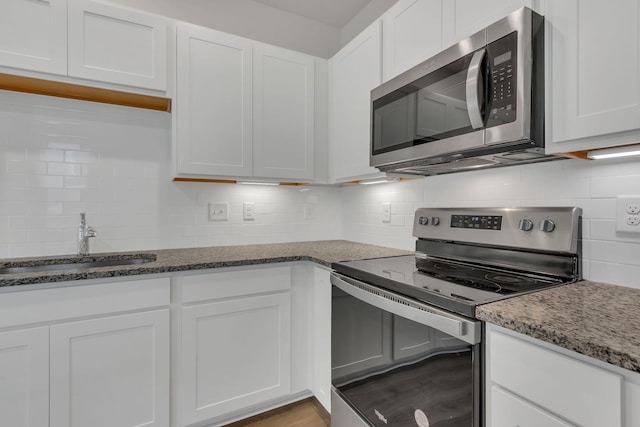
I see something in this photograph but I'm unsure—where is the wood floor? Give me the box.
[224,398,330,427]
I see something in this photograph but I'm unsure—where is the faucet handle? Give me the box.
[85,226,97,238]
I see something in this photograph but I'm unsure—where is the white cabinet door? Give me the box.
[329,21,384,183]
[0,327,49,427]
[382,0,443,81]
[181,293,291,425]
[545,0,640,153]
[50,310,170,427]
[442,0,533,47]
[254,43,315,180]
[0,0,67,75]
[67,0,167,91]
[311,266,332,411]
[176,23,253,177]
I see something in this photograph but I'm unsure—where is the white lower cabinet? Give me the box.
[486,324,628,427]
[50,310,170,427]
[0,277,171,427]
[0,327,49,427]
[177,266,294,426]
[181,294,291,425]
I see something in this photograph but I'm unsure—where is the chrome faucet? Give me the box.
[78,213,97,256]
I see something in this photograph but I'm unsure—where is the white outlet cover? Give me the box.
[616,196,640,234]
[209,202,229,221]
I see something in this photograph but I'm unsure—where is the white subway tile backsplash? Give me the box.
[1,93,341,257]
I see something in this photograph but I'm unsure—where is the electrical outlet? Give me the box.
[627,216,640,226]
[243,202,255,221]
[616,196,640,233]
[208,203,228,221]
[382,203,391,223]
[628,203,640,215]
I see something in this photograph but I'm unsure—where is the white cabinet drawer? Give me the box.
[489,330,622,427]
[491,386,574,427]
[180,265,291,303]
[0,277,170,329]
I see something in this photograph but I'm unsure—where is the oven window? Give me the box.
[371,50,484,156]
[331,286,476,426]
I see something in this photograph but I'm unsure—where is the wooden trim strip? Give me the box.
[556,150,591,160]
[0,73,171,112]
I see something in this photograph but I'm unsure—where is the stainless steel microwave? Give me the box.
[370,7,559,176]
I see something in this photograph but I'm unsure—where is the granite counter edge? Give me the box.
[477,304,640,374]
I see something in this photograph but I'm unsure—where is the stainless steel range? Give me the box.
[330,207,581,427]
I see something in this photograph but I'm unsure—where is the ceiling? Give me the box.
[252,0,372,28]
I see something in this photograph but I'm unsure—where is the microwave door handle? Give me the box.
[466,49,486,130]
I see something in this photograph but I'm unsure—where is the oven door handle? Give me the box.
[331,273,480,345]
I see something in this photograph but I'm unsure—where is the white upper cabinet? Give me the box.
[176,23,253,177]
[329,21,384,183]
[253,43,315,180]
[382,0,443,81]
[175,23,318,181]
[67,0,167,91]
[545,0,640,153]
[442,0,534,47]
[0,0,67,75]
[0,0,167,92]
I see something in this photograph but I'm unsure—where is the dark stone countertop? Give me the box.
[476,280,640,374]
[0,240,412,288]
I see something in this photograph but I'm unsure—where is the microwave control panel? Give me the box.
[486,31,517,127]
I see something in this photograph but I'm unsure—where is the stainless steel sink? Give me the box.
[0,254,156,275]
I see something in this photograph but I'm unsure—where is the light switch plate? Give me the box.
[209,203,228,221]
[616,196,640,234]
[243,202,255,221]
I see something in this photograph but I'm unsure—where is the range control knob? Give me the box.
[540,219,556,233]
[518,218,534,232]
[418,216,429,225]
[431,216,440,226]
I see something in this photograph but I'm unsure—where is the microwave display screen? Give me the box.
[494,51,512,66]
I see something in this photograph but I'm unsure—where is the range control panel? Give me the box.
[451,214,502,230]
[413,207,582,253]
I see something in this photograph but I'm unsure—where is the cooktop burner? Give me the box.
[416,257,563,294]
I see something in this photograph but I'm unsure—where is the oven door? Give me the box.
[330,272,482,427]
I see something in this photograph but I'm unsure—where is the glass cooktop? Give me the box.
[332,255,568,318]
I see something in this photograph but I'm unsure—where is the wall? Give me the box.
[340,159,640,289]
[0,91,342,258]
[340,0,399,47]
[106,0,341,59]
